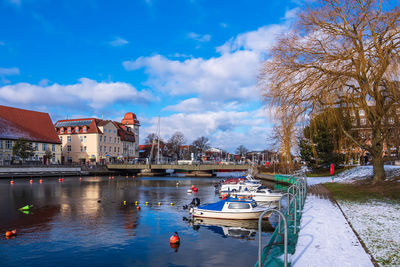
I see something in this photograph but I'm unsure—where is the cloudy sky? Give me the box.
[0,0,299,152]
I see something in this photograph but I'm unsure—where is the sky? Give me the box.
[0,0,300,153]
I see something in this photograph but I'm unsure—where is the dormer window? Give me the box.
[67,127,71,133]
[75,126,79,133]
[83,126,87,133]
[359,109,365,116]
[60,128,64,134]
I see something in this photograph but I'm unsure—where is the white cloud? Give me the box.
[0,67,20,76]
[141,108,271,152]
[187,32,211,42]
[109,37,129,47]
[220,22,228,28]
[0,78,154,110]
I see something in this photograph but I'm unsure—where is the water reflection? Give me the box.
[0,175,278,267]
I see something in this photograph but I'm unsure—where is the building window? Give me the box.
[67,128,71,133]
[104,146,106,152]
[114,130,116,134]
[360,132,365,139]
[60,136,63,143]
[100,136,102,142]
[35,143,38,151]
[80,136,83,142]
[389,117,394,124]
[351,120,357,126]
[109,147,111,152]
[360,118,366,125]
[52,144,56,151]
[109,129,111,133]
[114,137,116,143]
[80,146,83,152]
[75,126,79,133]
[0,140,2,149]
[67,145,71,152]
[117,138,120,144]
[109,137,111,143]
[100,146,102,152]
[114,147,116,152]
[104,136,106,143]
[359,109,365,116]
[60,128,64,134]
[117,147,120,153]
[61,146,63,152]
[84,146,87,152]
[84,136,86,143]
[83,126,87,133]
[5,140,12,149]
[43,143,48,151]
[67,136,71,142]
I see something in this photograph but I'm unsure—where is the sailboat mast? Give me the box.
[157,115,160,164]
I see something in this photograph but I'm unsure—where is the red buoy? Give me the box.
[10,180,14,185]
[5,231,12,237]
[137,206,140,210]
[170,232,180,244]
[29,179,33,184]
[39,179,43,183]
[193,187,198,192]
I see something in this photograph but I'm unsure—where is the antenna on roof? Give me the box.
[102,114,104,120]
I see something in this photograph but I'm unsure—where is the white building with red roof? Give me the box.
[0,105,62,165]
[54,112,139,164]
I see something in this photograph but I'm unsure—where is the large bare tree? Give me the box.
[261,0,400,183]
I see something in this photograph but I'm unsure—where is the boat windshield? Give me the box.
[227,202,251,209]
[251,202,257,208]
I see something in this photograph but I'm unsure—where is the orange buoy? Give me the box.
[10,180,14,185]
[11,229,16,235]
[132,176,135,178]
[170,232,180,244]
[126,175,129,179]
[193,187,198,192]
[136,206,140,210]
[29,179,33,184]
[5,231,12,237]
[39,179,43,183]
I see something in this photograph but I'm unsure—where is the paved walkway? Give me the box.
[291,189,373,267]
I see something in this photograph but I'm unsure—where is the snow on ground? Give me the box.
[306,165,400,185]
[338,200,400,266]
[292,195,373,267]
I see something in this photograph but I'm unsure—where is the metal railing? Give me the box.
[258,209,288,267]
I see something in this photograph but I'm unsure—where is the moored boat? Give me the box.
[226,187,283,202]
[190,197,274,220]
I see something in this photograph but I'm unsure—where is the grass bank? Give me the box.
[324,179,400,202]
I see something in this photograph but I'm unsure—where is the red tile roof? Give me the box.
[0,105,61,144]
[121,112,140,126]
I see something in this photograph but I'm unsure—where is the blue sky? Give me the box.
[0,0,299,152]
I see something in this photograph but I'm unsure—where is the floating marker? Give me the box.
[135,201,138,205]
[126,175,129,179]
[170,202,174,206]
[158,202,161,206]
[29,179,33,184]
[10,180,14,185]
[123,201,126,205]
[137,206,140,210]
[145,202,148,205]
[39,179,43,183]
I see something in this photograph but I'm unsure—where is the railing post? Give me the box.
[258,209,287,267]
[280,192,297,234]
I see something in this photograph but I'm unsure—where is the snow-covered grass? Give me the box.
[338,200,400,266]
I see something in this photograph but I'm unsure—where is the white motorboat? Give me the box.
[219,179,262,193]
[189,197,274,220]
[227,187,283,203]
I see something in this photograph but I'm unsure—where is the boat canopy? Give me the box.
[197,197,256,211]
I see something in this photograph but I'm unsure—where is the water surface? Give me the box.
[0,175,276,267]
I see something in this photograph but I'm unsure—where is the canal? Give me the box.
[0,175,281,267]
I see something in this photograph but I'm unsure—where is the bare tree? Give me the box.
[236,145,248,157]
[167,132,186,160]
[192,136,210,159]
[145,133,160,145]
[261,0,400,183]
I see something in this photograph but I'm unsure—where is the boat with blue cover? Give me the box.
[189,197,274,220]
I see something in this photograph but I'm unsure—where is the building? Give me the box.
[54,112,139,164]
[0,105,62,165]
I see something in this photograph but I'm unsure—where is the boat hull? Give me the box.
[191,209,272,220]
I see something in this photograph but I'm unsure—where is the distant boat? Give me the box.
[224,186,283,203]
[189,198,274,220]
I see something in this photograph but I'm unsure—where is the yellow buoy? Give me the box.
[145,202,148,205]
[135,201,138,205]
[170,202,174,206]
[158,202,161,205]
[123,201,126,205]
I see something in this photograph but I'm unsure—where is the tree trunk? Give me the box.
[371,126,386,183]
[372,155,385,184]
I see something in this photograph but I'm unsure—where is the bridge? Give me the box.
[107,164,252,177]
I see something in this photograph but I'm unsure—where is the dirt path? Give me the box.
[307,184,334,201]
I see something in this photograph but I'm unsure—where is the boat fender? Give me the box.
[170,232,180,244]
[189,207,194,214]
